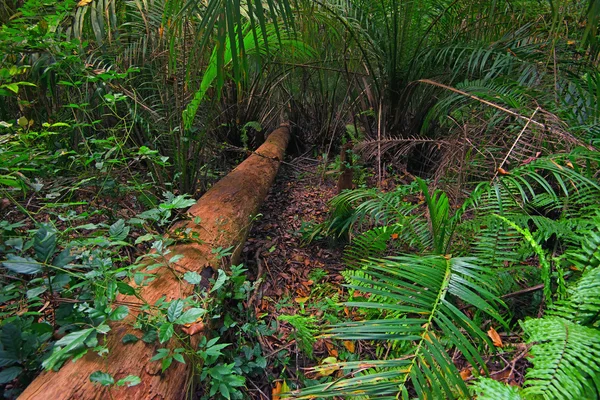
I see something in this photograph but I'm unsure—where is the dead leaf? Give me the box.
[391,233,399,239]
[343,340,355,353]
[295,297,309,304]
[182,322,205,336]
[77,0,93,6]
[497,167,510,175]
[272,381,282,400]
[487,327,503,347]
[459,368,472,381]
[324,340,338,357]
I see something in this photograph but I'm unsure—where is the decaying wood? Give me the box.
[19,124,291,400]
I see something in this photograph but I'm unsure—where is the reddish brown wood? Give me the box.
[19,125,290,400]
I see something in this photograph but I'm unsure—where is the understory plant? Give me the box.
[297,148,600,398]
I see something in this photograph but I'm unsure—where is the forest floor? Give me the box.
[1,153,531,399]
[242,157,352,397]
[239,157,529,398]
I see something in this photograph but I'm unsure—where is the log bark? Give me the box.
[19,125,290,400]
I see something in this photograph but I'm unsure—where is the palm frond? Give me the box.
[296,255,505,399]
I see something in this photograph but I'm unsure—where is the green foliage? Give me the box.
[475,222,600,399]
[521,317,600,399]
[299,256,504,399]
[299,149,600,398]
[278,315,319,359]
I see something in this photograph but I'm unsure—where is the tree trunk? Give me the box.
[19,125,290,400]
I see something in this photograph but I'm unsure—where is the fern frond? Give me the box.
[521,316,600,399]
[471,377,523,400]
[564,214,600,271]
[343,224,402,267]
[468,215,526,269]
[296,255,505,399]
[550,265,600,326]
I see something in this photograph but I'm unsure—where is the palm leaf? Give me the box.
[296,255,505,399]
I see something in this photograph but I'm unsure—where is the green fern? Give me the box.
[472,223,600,400]
[471,377,523,400]
[277,315,318,359]
[299,149,600,399]
[521,316,600,399]
[297,256,505,399]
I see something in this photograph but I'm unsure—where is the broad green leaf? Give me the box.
[142,330,157,344]
[172,353,186,364]
[161,357,172,372]
[122,334,139,344]
[175,308,206,324]
[0,366,22,384]
[109,305,129,321]
[117,282,136,296]
[0,350,18,367]
[158,323,174,343]
[167,299,183,322]
[53,248,75,268]
[210,269,228,293]
[116,375,141,387]
[34,224,57,262]
[42,328,95,370]
[183,271,203,285]
[2,255,42,274]
[26,286,47,299]
[150,348,170,361]
[109,219,130,241]
[89,371,114,386]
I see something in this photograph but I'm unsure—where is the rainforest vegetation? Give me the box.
[1,0,600,399]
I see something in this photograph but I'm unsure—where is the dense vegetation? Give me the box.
[1,0,600,399]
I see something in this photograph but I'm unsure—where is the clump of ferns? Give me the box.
[293,149,600,399]
[472,218,600,400]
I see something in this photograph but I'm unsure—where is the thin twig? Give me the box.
[419,79,546,128]
[492,107,540,182]
[500,283,545,299]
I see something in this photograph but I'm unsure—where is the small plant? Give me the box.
[278,315,319,359]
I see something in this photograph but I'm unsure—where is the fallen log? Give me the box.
[19,124,291,400]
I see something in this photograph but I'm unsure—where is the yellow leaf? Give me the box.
[281,380,290,394]
[487,327,503,347]
[318,357,339,377]
[294,297,309,304]
[343,340,355,353]
[77,0,93,6]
